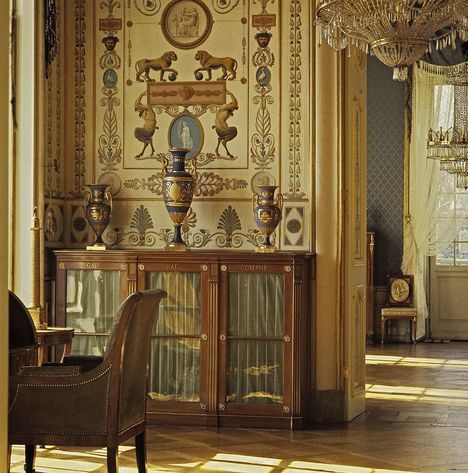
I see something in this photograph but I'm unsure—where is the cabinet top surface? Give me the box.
[54,249,315,264]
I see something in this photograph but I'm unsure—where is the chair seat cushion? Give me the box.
[381,307,417,317]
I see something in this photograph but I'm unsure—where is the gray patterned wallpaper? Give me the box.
[367,56,405,286]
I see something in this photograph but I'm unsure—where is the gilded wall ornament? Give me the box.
[124,170,247,197]
[213,90,238,159]
[284,0,305,199]
[161,0,213,50]
[135,52,178,82]
[253,0,274,15]
[45,0,57,79]
[72,0,86,197]
[157,206,262,249]
[212,0,240,14]
[100,0,121,15]
[98,86,122,171]
[107,205,158,246]
[54,0,62,198]
[99,49,122,69]
[134,0,161,16]
[134,91,158,158]
[108,204,262,249]
[194,51,238,81]
[251,83,275,169]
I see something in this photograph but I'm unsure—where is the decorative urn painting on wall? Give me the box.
[162,148,197,251]
[84,184,112,250]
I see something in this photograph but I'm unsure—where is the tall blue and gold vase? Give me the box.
[253,185,283,252]
[162,148,196,251]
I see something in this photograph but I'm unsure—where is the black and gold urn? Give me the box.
[162,148,196,251]
[84,184,112,250]
[253,185,283,252]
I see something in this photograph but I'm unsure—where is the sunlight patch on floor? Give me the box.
[366,354,468,368]
[366,383,468,406]
[10,446,420,473]
[286,461,416,472]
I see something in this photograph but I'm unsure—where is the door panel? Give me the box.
[430,258,468,339]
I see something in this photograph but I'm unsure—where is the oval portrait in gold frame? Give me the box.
[161,0,213,50]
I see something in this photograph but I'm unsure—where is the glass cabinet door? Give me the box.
[65,269,121,356]
[146,271,201,403]
[226,272,285,405]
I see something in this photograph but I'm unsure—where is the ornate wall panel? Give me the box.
[44,0,65,247]
[63,0,312,250]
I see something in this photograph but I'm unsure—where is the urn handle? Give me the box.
[84,189,91,208]
[252,193,259,213]
[186,157,197,178]
[105,189,113,211]
[276,192,283,211]
[162,155,170,176]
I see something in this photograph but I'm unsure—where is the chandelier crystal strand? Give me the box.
[316,0,468,81]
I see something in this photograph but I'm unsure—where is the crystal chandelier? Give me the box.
[427,61,468,188]
[316,0,468,81]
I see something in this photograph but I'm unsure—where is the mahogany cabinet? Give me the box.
[54,250,315,429]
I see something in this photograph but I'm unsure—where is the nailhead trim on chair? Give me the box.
[10,367,112,436]
[9,365,113,430]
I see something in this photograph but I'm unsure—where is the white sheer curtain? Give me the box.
[401,63,455,339]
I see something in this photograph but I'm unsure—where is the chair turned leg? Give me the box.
[107,446,119,473]
[135,431,147,473]
[24,444,36,473]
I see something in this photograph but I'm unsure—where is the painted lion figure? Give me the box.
[194,50,237,81]
[135,51,178,82]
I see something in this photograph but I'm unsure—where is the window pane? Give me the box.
[436,243,454,266]
[437,195,455,217]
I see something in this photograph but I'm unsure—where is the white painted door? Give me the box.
[430,257,468,340]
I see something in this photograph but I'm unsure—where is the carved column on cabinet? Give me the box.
[206,262,219,420]
[290,263,302,420]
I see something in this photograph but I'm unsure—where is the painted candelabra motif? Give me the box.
[84,184,112,249]
[134,91,158,158]
[162,148,197,251]
[213,90,239,159]
[252,185,283,252]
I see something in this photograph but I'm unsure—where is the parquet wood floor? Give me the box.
[10,342,468,472]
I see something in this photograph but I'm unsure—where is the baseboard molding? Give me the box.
[309,390,345,423]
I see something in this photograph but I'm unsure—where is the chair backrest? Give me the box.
[386,275,413,307]
[9,291,37,348]
[103,289,166,434]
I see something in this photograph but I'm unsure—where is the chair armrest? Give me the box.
[62,355,104,372]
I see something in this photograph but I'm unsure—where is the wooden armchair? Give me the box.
[9,288,166,473]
